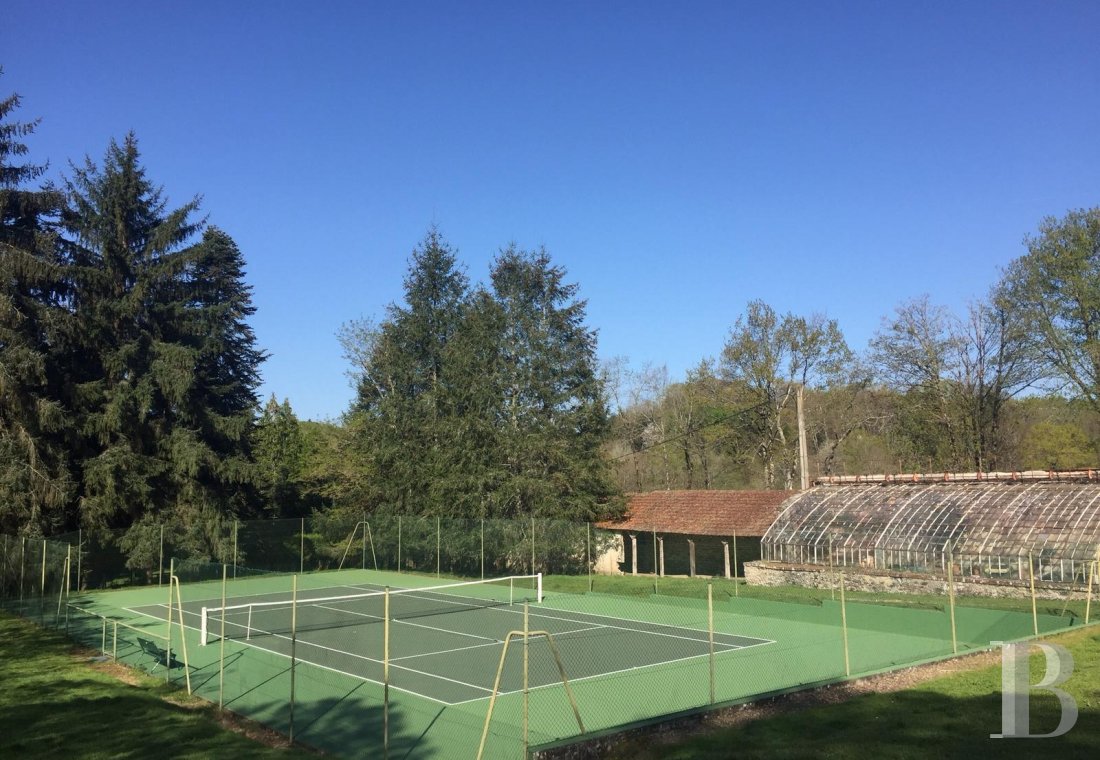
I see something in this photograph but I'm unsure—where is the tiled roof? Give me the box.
[598,489,794,536]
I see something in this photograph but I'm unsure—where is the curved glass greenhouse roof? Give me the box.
[761,474,1100,581]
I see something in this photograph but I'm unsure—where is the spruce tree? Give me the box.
[0,81,72,534]
[353,228,469,513]
[487,246,616,519]
[60,135,263,541]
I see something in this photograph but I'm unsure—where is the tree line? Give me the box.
[4,72,1100,559]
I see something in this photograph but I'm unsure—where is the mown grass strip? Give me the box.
[0,612,316,760]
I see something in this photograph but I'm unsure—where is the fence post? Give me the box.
[219,564,227,709]
[384,588,390,759]
[1029,551,1039,637]
[587,522,593,592]
[708,583,715,704]
[840,574,850,677]
[290,575,298,743]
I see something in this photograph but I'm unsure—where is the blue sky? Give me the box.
[3,1,1098,420]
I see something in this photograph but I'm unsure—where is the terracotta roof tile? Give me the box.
[597,490,794,536]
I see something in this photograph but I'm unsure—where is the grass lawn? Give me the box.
[604,624,1100,759]
[0,612,315,760]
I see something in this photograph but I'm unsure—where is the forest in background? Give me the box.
[4,74,1100,567]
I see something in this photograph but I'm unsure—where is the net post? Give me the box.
[1029,551,1039,636]
[383,587,390,760]
[708,583,715,704]
[289,575,298,744]
[537,573,543,603]
[200,607,208,645]
[219,564,227,709]
[247,603,253,641]
[839,573,850,677]
[165,558,173,683]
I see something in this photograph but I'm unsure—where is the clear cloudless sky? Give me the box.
[3,1,1098,420]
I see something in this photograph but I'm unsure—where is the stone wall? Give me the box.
[744,560,1092,601]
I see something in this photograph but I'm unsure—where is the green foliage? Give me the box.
[0,78,73,535]
[253,396,305,516]
[348,231,619,520]
[1021,421,1096,470]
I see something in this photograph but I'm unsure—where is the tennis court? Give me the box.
[125,574,773,706]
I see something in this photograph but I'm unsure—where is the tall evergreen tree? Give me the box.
[486,246,616,519]
[0,81,72,534]
[60,134,263,538]
[353,228,469,513]
[254,395,304,517]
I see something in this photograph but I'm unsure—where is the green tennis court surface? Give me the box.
[60,568,1076,759]
[126,578,773,705]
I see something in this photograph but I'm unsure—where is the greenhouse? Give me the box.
[760,472,1100,584]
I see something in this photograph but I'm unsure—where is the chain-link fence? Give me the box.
[1,518,1096,759]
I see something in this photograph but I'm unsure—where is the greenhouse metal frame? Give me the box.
[761,472,1100,584]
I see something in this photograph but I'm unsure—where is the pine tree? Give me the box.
[0,80,73,534]
[254,395,304,517]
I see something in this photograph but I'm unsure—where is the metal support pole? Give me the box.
[946,543,957,654]
[688,539,696,578]
[436,516,441,578]
[1086,561,1096,625]
[290,575,298,743]
[219,564,227,709]
[523,600,530,757]
[300,517,305,574]
[480,518,485,580]
[159,524,164,586]
[530,516,536,576]
[708,583,715,704]
[722,541,730,580]
[165,558,174,683]
[840,574,850,677]
[384,587,390,759]
[362,512,367,570]
[76,528,82,593]
[397,516,402,573]
[586,522,593,592]
[232,521,238,578]
[1029,551,1039,637]
[652,529,658,593]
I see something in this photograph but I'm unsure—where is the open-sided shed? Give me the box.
[597,489,792,578]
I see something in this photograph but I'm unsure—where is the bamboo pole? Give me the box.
[172,575,192,695]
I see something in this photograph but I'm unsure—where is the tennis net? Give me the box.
[200,573,542,645]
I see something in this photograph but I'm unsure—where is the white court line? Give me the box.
[313,602,501,643]
[447,636,776,707]
[124,604,494,702]
[125,590,777,705]
[388,624,611,663]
